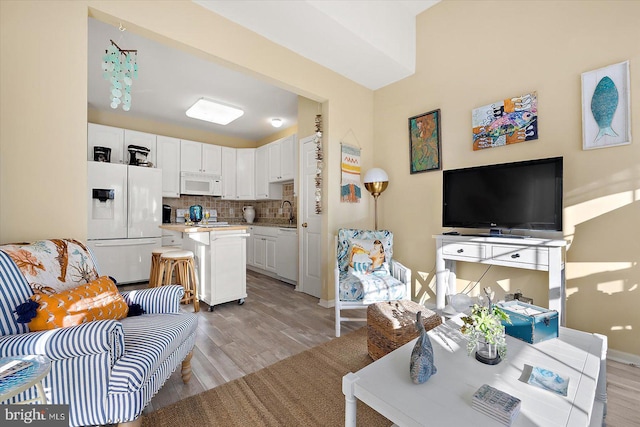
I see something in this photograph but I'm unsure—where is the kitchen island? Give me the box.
[160,224,249,311]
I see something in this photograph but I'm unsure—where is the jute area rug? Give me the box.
[142,327,391,426]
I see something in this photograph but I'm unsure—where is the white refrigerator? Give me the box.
[87,162,162,284]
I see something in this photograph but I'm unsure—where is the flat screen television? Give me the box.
[442,157,563,232]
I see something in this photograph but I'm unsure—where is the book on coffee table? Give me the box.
[472,384,521,426]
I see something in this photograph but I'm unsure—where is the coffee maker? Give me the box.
[162,204,172,224]
[128,145,151,166]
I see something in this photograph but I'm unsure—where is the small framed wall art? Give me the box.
[472,92,538,151]
[409,109,441,174]
[581,60,631,150]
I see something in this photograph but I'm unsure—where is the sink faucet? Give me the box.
[281,200,294,225]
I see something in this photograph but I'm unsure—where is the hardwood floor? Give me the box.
[144,270,360,413]
[141,271,640,425]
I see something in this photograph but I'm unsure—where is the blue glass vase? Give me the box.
[189,205,203,223]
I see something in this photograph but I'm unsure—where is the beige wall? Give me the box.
[375,0,640,356]
[0,1,373,305]
[3,1,636,356]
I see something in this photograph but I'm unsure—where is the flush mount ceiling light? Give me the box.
[186,98,244,125]
[271,118,283,128]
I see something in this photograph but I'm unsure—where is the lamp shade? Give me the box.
[363,168,389,184]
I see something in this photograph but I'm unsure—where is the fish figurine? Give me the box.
[409,311,437,384]
[590,76,619,141]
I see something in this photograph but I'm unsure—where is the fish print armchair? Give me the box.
[334,229,411,337]
[0,239,197,427]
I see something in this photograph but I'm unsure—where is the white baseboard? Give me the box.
[319,299,334,308]
[608,349,640,366]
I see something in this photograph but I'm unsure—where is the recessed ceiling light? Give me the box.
[186,98,244,125]
[271,118,283,128]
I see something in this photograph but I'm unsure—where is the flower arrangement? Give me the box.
[460,288,511,360]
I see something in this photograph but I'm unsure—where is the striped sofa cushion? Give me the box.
[0,252,33,336]
[109,312,198,393]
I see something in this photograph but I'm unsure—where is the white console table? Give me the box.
[434,234,567,325]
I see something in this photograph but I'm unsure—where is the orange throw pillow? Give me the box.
[28,276,129,331]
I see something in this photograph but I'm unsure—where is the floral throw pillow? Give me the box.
[0,239,99,295]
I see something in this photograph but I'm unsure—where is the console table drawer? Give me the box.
[442,241,485,260]
[491,245,548,267]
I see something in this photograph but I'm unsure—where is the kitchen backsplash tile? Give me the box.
[163,183,296,223]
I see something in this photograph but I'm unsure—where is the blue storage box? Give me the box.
[498,301,558,344]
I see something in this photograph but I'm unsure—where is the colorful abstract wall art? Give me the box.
[340,143,361,203]
[581,61,631,150]
[472,92,538,151]
[409,109,441,173]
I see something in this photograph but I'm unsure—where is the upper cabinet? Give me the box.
[124,130,156,166]
[268,134,296,182]
[255,145,283,200]
[88,124,156,166]
[180,139,222,175]
[88,123,124,163]
[221,147,255,200]
[156,135,181,198]
[221,147,237,199]
[236,148,256,200]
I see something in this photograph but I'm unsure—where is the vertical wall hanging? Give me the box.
[314,115,323,214]
[472,92,538,150]
[340,142,362,203]
[101,34,138,111]
[581,60,631,150]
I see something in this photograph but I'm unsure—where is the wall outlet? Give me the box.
[229,208,234,216]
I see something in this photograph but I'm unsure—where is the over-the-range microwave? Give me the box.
[180,171,222,196]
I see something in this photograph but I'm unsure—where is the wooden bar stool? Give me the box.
[149,247,181,287]
[157,250,199,312]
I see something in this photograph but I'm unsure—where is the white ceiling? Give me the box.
[88,1,438,141]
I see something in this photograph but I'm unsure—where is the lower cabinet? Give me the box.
[248,226,277,274]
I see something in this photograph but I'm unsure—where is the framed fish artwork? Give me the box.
[581,61,631,150]
[472,92,538,151]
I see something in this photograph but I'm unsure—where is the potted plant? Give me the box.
[460,288,511,365]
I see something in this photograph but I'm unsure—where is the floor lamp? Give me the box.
[363,168,389,229]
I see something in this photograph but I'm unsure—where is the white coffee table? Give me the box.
[343,320,607,426]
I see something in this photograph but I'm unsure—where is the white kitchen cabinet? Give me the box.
[255,145,283,200]
[252,226,277,274]
[202,143,222,175]
[161,229,183,247]
[156,135,181,198]
[182,230,248,311]
[221,146,237,199]
[124,130,156,166]
[88,123,124,163]
[180,139,222,175]
[236,148,255,200]
[268,134,296,182]
[219,147,254,201]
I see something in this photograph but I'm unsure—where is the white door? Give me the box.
[127,166,162,238]
[87,162,127,240]
[299,135,322,298]
[268,141,282,182]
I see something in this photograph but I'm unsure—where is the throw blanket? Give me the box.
[353,272,406,304]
